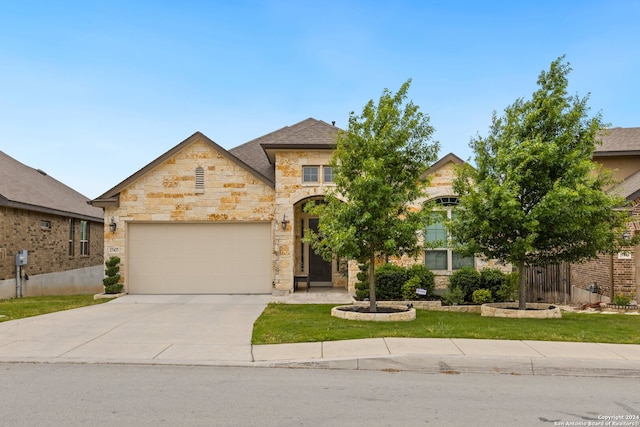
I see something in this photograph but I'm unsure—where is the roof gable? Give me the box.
[92,132,273,205]
[230,118,339,181]
[0,151,103,220]
[424,152,465,176]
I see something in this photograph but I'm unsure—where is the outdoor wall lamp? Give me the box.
[109,217,117,233]
[622,231,631,240]
[281,214,289,231]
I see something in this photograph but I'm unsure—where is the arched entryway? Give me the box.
[293,196,346,290]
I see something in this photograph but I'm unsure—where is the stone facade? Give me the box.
[103,138,276,291]
[273,149,342,292]
[345,155,511,294]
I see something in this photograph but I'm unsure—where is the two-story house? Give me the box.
[571,127,640,302]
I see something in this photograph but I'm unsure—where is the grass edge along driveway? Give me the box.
[252,303,640,345]
[0,295,108,322]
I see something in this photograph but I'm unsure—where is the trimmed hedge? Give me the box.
[375,264,407,300]
[480,268,507,299]
[448,267,481,302]
[472,288,493,304]
[103,256,123,294]
[356,263,436,301]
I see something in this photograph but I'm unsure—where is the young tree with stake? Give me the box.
[451,57,630,310]
[305,80,440,312]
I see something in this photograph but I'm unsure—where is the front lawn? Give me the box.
[0,295,108,322]
[252,303,640,345]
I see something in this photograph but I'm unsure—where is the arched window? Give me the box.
[424,197,474,271]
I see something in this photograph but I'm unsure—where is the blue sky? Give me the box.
[1,1,638,198]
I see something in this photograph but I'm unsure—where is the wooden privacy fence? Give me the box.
[524,263,571,304]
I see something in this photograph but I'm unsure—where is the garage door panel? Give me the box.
[128,223,272,294]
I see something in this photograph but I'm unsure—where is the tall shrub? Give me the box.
[408,264,435,296]
[355,263,370,301]
[103,256,123,294]
[449,267,481,302]
[374,264,407,301]
[479,268,506,299]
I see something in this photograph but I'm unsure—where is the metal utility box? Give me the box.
[16,250,28,266]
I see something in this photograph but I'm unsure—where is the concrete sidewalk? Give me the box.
[252,337,640,377]
[0,293,639,377]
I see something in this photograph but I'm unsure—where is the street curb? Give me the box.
[2,354,640,378]
[251,354,640,378]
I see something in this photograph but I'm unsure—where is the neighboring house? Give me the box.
[571,127,640,303]
[90,118,507,296]
[0,151,104,299]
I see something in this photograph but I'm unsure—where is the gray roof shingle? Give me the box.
[593,127,640,201]
[0,151,103,220]
[611,169,640,201]
[595,127,640,154]
[229,118,339,182]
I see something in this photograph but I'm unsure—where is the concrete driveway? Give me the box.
[0,294,271,364]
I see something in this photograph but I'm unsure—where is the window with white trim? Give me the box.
[323,166,334,183]
[80,220,89,256]
[68,219,74,256]
[303,165,335,184]
[302,166,319,183]
[424,197,474,271]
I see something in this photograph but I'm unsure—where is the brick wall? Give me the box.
[571,256,612,298]
[0,206,103,281]
[571,201,640,300]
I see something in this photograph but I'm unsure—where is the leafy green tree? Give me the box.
[451,56,630,310]
[305,80,440,312]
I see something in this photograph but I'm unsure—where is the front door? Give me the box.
[308,218,332,284]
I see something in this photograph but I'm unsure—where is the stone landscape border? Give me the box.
[331,305,416,321]
[481,302,562,318]
[601,304,640,314]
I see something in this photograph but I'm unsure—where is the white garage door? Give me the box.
[128,223,272,294]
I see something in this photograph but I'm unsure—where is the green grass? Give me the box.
[0,295,108,322]
[252,303,640,345]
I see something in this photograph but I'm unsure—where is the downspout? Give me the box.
[610,253,615,301]
[15,253,21,298]
[15,265,20,298]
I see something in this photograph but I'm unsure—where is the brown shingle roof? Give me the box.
[0,151,103,221]
[230,118,339,182]
[595,127,640,154]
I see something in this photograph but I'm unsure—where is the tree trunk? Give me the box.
[368,254,377,312]
[518,261,526,310]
